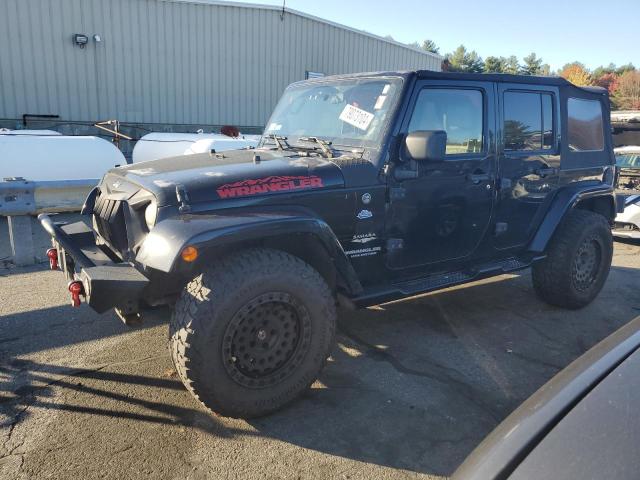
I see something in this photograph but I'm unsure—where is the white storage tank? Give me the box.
[0,129,62,136]
[132,131,261,163]
[0,135,126,181]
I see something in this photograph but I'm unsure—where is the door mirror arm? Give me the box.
[393,161,419,180]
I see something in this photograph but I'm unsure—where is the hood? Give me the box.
[103,148,345,206]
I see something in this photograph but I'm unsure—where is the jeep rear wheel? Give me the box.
[532,209,613,309]
[170,248,336,418]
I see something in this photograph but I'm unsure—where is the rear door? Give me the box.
[494,84,561,250]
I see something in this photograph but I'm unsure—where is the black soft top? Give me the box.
[416,70,606,93]
[300,70,607,97]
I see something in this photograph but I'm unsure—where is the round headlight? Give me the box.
[144,202,157,230]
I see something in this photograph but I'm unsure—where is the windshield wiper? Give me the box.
[298,136,334,158]
[266,134,289,151]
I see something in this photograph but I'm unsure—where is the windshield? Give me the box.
[263,77,403,149]
[616,153,640,168]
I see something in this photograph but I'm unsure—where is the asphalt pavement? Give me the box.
[1,230,639,479]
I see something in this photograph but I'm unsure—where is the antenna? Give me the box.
[280,0,285,21]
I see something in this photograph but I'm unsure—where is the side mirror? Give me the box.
[404,130,447,161]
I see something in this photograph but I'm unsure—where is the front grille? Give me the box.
[94,193,129,253]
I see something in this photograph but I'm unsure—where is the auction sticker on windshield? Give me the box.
[339,104,375,131]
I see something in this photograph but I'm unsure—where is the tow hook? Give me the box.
[46,248,59,270]
[68,280,85,307]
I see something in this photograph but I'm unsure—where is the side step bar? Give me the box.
[344,257,538,309]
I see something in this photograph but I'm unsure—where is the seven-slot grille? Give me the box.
[94,193,128,253]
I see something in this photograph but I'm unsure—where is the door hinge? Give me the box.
[495,222,508,236]
[387,238,404,251]
[389,187,406,201]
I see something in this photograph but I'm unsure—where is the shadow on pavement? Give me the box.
[1,266,639,476]
[0,302,167,358]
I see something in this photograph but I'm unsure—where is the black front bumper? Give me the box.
[38,214,149,313]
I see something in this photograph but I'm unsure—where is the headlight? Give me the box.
[144,201,158,230]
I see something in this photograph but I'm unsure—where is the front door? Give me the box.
[386,80,497,272]
[494,84,561,250]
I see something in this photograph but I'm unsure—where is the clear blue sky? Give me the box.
[243,0,638,71]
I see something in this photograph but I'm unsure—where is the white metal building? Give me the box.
[0,0,442,131]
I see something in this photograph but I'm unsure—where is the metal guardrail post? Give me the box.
[7,215,35,266]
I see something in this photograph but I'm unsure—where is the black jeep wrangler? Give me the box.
[40,70,617,418]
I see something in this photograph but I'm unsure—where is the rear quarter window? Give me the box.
[567,98,604,151]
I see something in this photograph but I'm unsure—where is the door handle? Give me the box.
[468,171,491,184]
[534,167,556,178]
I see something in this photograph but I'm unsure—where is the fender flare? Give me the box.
[136,211,362,294]
[528,184,615,253]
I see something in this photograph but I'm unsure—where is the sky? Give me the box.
[242,0,638,71]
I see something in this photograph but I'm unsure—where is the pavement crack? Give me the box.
[337,325,502,422]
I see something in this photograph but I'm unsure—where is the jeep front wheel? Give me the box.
[532,209,613,309]
[170,248,336,418]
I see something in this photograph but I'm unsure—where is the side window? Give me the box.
[408,88,483,154]
[504,91,554,151]
[568,98,604,151]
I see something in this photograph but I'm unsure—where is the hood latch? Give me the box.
[175,184,191,213]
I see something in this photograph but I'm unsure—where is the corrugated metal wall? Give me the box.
[0,0,441,128]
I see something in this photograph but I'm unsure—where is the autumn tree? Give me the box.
[521,53,543,75]
[559,62,592,86]
[613,71,640,110]
[422,39,440,54]
[593,63,617,79]
[594,72,619,94]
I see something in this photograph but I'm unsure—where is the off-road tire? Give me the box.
[170,248,336,418]
[532,209,612,309]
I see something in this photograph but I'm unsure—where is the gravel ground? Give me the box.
[1,230,639,480]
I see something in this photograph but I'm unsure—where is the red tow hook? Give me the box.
[68,281,84,308]
[46,248,59,270]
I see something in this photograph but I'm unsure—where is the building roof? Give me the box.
[162,0,443,62]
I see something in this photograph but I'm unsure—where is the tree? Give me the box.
[521,52,543,75]
[406,41,421,49]
[446,45,484,73]
[466,50,484,73]
[421,39,440,54]
[484,56,505,73]
[502,56,520,75]
[593,63,617,80]
[540,64,552,76]
[613,71,640,110]
[594,72,619,94]
[559,62,592,86]
[616,63,637,76]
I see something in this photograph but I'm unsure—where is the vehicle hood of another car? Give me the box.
[453,316,640,480]
[102,148,347,206]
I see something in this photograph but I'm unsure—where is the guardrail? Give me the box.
[1,178,97,266]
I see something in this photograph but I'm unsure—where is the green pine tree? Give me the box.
[521,53,543,75]
[484,56,505,73]
[422,39,440,54]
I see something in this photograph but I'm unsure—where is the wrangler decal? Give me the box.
[216,175,323,199]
